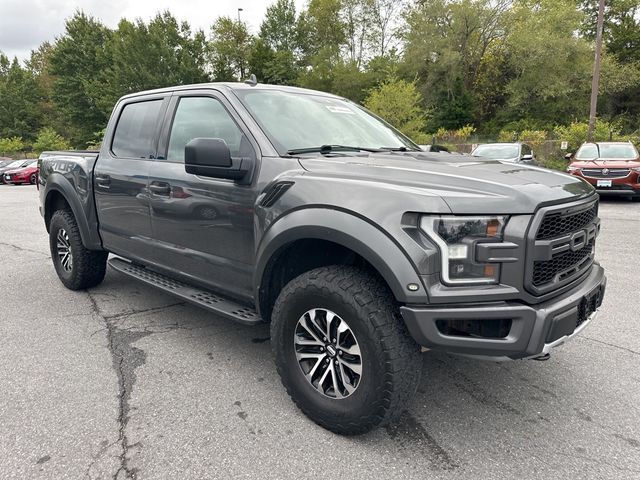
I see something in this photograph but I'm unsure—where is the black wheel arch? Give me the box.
[255,208,428,319]
[43,173,103,250]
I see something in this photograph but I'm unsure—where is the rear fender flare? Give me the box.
[43,173,102,250]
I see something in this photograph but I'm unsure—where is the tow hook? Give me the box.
[532,353,551,361]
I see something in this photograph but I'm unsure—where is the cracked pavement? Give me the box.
[1,185,639,479]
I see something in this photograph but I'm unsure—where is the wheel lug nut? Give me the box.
[338,350,343,356]
[323,337,327,341]
[319,346,323,351]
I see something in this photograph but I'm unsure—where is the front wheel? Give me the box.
[49,210,108,290]
[271,266,423,435]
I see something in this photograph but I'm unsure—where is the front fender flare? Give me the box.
[255,208,428,306]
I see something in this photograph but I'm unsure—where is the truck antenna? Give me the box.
[244,74,258,87]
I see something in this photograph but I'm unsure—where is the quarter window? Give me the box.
[112,100,163,158]
[167,97,248,162]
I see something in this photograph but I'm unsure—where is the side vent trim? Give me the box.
[260,181,294,208]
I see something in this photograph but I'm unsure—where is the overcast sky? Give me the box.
[0,0,306,62]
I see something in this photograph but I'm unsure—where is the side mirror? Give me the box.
[564,153,573,160]
[521,154,533,163]
[184,138,253,183]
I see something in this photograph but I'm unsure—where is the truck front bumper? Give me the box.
[400,265,606,360]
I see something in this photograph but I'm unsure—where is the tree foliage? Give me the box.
[364,75,428,142]
[2,1,640,153]
[32,127,71,153]
[0,136,25,156]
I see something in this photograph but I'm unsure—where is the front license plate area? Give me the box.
[597,179,612,187]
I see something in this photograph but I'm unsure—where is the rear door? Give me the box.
[94,94,169,262]
[146,90,259,301]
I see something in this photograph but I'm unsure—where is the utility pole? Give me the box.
[587,0,606,142]
[237,7,243,23]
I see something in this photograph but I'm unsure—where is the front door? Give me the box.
[146,93,259,301]
[94,96,168,262]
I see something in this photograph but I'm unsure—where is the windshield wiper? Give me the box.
[286,145,383,155]
[380,146,411,152]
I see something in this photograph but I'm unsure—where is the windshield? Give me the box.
[576,143,638,160]
[5,160,23,169]
[472,144,519,160]
[235,89,418,154]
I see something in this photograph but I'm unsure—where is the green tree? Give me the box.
[48,11,113,147]
[32,127,71,153]
[103,12,208,107]
[208,17,253,81]
[297,0,347,91]
[0,136,25,156]
[501,0,592,127]
[402,0,510,129]
[260,0,300,52]
[364,75,428,142]
[0,56,43,141]
[251,0,302,84]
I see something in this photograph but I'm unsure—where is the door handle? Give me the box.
[95,174,111,188]
[149,181,171,195]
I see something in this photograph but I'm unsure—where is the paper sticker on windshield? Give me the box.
[325,105,355,114]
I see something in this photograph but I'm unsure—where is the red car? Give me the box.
[567,142,640,200]
[3,160,38,185]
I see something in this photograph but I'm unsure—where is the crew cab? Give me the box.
[39,82,606,434]
[567,142,640,200]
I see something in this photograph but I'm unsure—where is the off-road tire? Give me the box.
[271,265,423,435]
[49,210,108,290]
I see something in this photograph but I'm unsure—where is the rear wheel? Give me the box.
[29,173,37,185]
[49,210,108,290]
[271,266,422,435]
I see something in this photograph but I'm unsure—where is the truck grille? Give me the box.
[581,168,629,179]
[536,203,598,240]
[532,240,594,287]
[526,198,599,295]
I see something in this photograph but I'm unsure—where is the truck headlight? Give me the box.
[420,215,507,285]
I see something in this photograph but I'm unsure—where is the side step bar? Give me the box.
[108,257,263,326]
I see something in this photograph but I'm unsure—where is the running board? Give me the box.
[108,257,262,326]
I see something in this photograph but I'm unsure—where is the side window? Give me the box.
[522,144,531,156]
[167,97,248,162]
[112,100,163,158]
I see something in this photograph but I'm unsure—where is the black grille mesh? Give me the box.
[532,241,593,287]
[536,203,598,240]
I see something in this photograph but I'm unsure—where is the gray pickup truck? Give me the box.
[38,82,606,434]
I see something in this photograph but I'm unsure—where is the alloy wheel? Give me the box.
[294,308,362,399]
[56,229,73,272]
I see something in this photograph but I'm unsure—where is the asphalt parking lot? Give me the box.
[1,185,639,480]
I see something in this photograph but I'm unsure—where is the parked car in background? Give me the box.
[3,160,38,185]
[0,160,32,184]
[471,142,537,165]
[566,142,640,200]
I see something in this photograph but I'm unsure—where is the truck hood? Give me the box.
[298,152,594,214]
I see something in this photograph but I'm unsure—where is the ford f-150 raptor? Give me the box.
[38,82,606,435]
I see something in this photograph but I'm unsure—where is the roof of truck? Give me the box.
[119,82,341,101]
